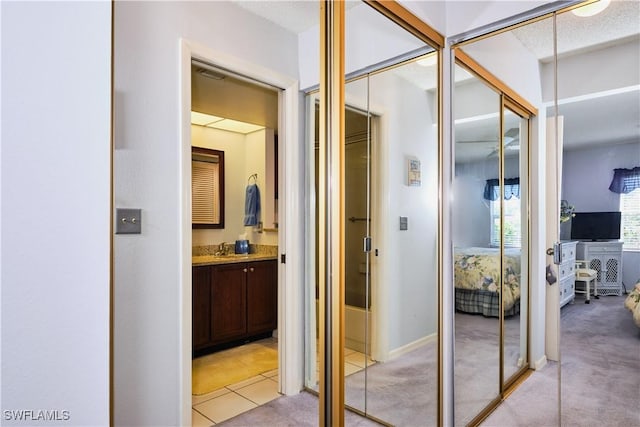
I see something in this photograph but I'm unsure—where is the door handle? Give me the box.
[547,243,562,265]
[363,236,371,253]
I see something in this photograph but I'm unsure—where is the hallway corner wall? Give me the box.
[1,1,111,424]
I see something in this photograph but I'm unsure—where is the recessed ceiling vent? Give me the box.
[197,68,226,80]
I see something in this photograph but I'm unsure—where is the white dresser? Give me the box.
[559,241,578,307]
[576,241,623,296]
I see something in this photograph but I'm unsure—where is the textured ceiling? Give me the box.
[232,0,318,34]
[512,0,640,61]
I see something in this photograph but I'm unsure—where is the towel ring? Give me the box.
[248,173,258,184]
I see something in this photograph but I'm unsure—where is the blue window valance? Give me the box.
[483,178,520,201]
[608,167,640,194]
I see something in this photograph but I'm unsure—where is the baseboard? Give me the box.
[534,355,547,370]
[388,333,437,360]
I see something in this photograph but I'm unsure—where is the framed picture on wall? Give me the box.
[408,158,421,187]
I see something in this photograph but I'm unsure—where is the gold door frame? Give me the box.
[318,1,444,425]
[319,2,345,425]
[453,48,535,426]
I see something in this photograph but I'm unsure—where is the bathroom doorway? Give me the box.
[344,105,376,359]
[306,96,381,400]
[187,59,286,425]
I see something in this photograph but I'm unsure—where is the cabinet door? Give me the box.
[192,266,211,349]
[247,260,278,335]
[588,256,603,282]
[211,264,247,343]
[601,255,621,287]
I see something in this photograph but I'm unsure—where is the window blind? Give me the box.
[192,160,220,224]
[621,189,640,250]
[490,197,522,248]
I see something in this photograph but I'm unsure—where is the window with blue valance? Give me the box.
[608,166,640,194]
[483,178,520,201]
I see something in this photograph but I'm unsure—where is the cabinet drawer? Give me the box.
[561,245,575,263]
[560,276,574,293]
[559,262,574,279]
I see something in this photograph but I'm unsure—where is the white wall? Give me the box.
[366,71,439,352]
[244,129,278,246]
[114,2,297,424]
[562,141,640,286]
[541,38,640,102]
[191,127,278,247]
[562,142,640,212]
[461,30,543,107]
[1,1,110,425]
[453,163,492,247]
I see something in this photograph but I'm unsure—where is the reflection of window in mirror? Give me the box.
[192,147,225,228]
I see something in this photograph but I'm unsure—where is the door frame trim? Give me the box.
[178,38,303,426]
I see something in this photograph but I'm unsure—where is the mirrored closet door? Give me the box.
[452,50,533,425]
[305,1,443,425]
[452,65,502,426]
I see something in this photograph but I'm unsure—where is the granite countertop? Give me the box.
[192,243,278,266]
[192,253,278,266]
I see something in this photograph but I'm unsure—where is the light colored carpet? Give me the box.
[211,295,640,426]
[192,341,278,396]
[454,312,523,426]
[345,342,438,426]
[217,391,382,427]
[483,294,640,426]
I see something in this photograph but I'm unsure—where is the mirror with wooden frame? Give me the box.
[192,147,225,229]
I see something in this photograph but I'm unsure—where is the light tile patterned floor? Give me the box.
[192,371,280,425]
[192,338,371,425]
[192,338,281,426]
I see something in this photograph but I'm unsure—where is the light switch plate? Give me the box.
[400,216,408,231]
[116,208,142,234]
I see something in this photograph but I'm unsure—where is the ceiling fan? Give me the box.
[456,127,520,158]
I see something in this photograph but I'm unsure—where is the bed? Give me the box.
[454,247,521,317]
[624,282,640,328]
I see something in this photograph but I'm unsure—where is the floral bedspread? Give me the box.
[624,282,640,328]
[454,247,521,311]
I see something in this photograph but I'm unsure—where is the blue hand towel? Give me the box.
[243,183,261,226]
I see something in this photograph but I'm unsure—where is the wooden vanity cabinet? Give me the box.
[192,265,212,349]
[246,260,278,335]
[192,259,277,353]
[211,263,248,344]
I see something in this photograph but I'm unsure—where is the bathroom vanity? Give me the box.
[192,255,277,355]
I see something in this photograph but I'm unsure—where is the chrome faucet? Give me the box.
[214,242,227,256]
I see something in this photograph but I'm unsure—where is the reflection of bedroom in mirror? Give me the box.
[452,48,533,425]
[453,67,502,426]
[451,1,639,425]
